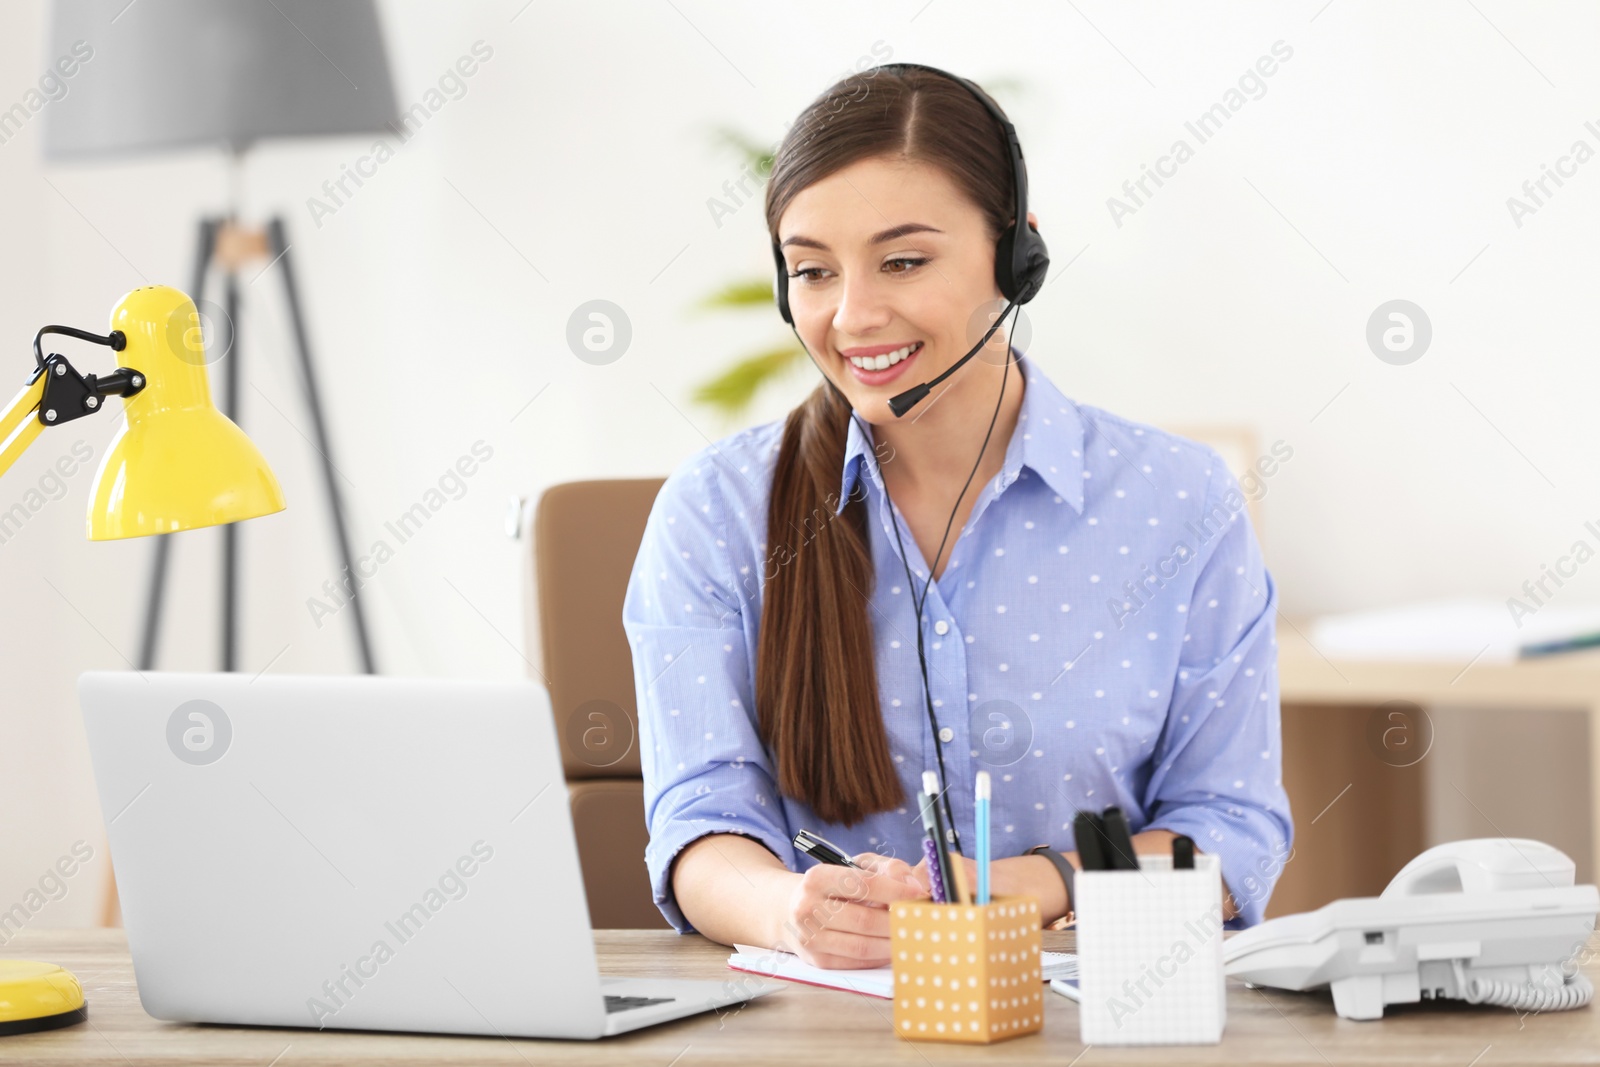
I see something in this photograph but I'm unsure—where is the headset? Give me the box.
[770,63,1050,856]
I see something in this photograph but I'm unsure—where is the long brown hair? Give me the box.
[756,67,1018,825]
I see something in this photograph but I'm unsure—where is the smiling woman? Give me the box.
[622,64,1293,970]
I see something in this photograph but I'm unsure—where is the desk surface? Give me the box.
[6,928,1600,1066]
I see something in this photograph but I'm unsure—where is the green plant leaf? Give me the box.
[695,276,778,312]
[690,343,806,414]
[683,123,792,417]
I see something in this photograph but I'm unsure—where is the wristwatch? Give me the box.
[1026,844,1076,928]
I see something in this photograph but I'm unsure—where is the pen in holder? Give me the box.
[1073,852,1226,1045]
[890,896,1044,1043]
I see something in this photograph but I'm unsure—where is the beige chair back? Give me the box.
[529,478,667,928]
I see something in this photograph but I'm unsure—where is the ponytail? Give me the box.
[756,383,902,825]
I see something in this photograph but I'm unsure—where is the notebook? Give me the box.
[728,944,1079,999]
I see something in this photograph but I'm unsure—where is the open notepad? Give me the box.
[728,944,1079,999]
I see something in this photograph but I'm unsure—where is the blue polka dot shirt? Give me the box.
[622,358,1293,931]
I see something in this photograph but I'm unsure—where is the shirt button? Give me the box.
[934,620,950,636]
[938,727,954,743]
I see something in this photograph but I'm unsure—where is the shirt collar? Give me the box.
[836,411,880,515]
[834,351,1086,515]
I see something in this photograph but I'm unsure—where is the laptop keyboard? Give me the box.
[604,994,676,1014]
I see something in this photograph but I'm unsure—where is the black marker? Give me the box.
[1073,810,1107,871]
[1172,835,1195,870]
[1100,807,1139,870]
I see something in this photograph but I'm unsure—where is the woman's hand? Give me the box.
[769,853,927,969]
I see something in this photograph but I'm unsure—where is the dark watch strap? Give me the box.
[1027,844,1076,924]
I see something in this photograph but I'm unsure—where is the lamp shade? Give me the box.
[86,286,285,540]
[43,0,398,160]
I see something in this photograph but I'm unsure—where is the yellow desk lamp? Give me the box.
[0,284,284,1034]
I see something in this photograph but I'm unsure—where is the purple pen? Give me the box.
[922,835,947,903]
[917,783,947,903]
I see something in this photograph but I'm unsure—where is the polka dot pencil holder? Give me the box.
[889,896,1045,1043]
[1073,852,1226,1045]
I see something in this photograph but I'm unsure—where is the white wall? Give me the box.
[3,0,1597,926]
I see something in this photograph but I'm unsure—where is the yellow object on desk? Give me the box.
[0,961,86,1036]
[890,896,1044,1043]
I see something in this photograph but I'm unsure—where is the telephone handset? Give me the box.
[1225,838,1599,1020]
[1383,837,1580,896]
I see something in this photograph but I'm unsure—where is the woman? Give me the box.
[622,65,1292,969]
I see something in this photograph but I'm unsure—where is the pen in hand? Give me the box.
[792,828,865,869]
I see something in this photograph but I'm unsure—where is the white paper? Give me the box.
[727,943,1078,1000]
[1309,597,1600,662]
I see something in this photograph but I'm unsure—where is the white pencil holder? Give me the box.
[1073,852,1226,1045]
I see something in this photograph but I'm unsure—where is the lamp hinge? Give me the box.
[35,354,146,426]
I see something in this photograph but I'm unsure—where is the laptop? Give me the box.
[77,671,778,1039]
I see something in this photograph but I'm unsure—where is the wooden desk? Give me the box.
[6,928,1600,1065]
[1273,625,1600,917]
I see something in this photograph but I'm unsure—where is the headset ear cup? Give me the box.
[773,271,790,325]
[996,222,1050,306]
[994,224,1021,303]
[1016,222,1050,304]
[771,241,792,326]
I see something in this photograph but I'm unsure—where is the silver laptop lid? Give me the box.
[78,671,608,1039]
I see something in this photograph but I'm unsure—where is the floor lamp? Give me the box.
[44,0,398,676]
[42,0,399,925]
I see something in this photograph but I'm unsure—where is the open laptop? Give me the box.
[77,671,778,1039]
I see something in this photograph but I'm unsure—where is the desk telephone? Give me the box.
[1225,838,1599,1020]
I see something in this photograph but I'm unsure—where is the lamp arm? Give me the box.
[0,372,47,480]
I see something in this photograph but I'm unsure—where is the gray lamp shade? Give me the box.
[44,0,399,160]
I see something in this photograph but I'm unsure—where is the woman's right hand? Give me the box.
[769,853,927,968]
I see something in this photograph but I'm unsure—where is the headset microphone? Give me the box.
[885,295,1021,418]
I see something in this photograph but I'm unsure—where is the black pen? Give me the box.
[792,828,865,870]
[1100,807,1140,870]
[1172,834,1195,870]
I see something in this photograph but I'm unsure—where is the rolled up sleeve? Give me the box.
[622,455,796,933]
[1141,451,1294,928]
